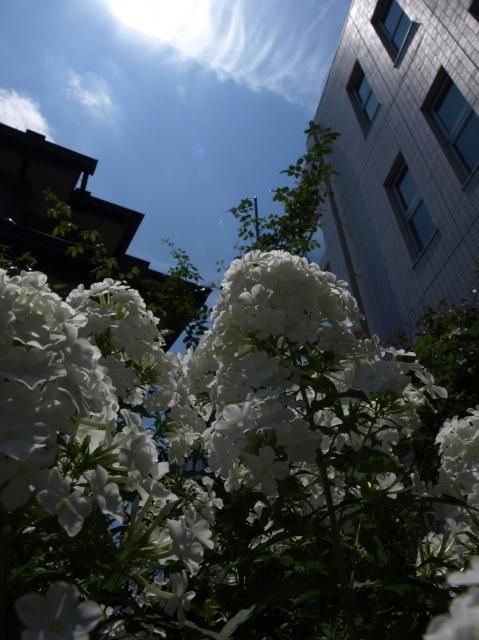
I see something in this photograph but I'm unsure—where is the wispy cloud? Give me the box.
[67,70,117,119]
[105,0,346,111]
[0,89,52,137]
[205,0,341,110]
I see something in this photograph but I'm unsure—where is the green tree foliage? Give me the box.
[48,191,210,346]
[394,292,479,486]
[0,244,36,274]
[0,191,209,347]
[45,190,137,283]
[229,123,338,256]
[413,299,479,417]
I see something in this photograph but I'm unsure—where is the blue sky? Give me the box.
[0,0,351,287]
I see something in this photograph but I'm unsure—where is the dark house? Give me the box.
[0,123,208,347]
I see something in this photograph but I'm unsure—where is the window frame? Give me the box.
[422,69,479,184]
[384,155,437,260]
[372,0,416,65]
[346,62,381,135]
[470,0,479,20]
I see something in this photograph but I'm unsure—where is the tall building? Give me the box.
[312,0,479,339]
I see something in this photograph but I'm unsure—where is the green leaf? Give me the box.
[184,605,255,639]
[469,319,479,337]
[292,589,323,605]
[357,448,397,473]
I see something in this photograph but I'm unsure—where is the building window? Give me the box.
[423,70,479,179]
[385,156,436,255]
[347,63,380,134]
[372,0,414,63]
[470,0,479,20]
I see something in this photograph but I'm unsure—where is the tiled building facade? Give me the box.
[312,0,479,339]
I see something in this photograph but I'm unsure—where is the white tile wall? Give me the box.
[313,0,479,340]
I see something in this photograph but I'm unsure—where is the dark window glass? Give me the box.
[431,77,479,174]
[350,66,380,126]
[357,76,371,104]
[436,83,468,132]
[456,115,479,170]
[392,13,411,50]
[397,169,417,208]
[364,92,380,121]
[380,0,411,54]
[383,1,402,35]
[410,201,436,250]
[393,164,435,252]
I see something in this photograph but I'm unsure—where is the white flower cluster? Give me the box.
[67,278,165,406]
[15,581,103,640]
[418,406,479,571]
[425,557,479,639]
[168,251,438,501]
[0,269,213,637]
[3,252,468,637]
[436,408,479,508]
[211,250,361,345]
[0,270,117,511]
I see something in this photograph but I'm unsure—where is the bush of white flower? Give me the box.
[2,252,478,639]
[0,269,215,638]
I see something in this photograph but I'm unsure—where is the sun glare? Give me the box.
[105,0,213,56]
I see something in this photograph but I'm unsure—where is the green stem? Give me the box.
[300,387,357,639]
